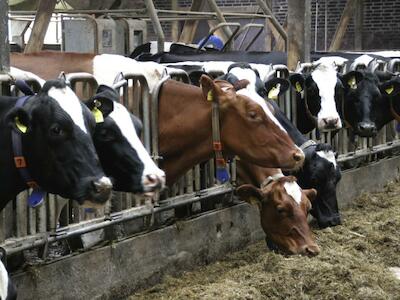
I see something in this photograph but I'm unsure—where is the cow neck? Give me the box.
[302,88,318,129]
[158,81,227,185]
[271,102,308,146]
[12,81,45,208]
[341,91,353,129]
[389,96,400,123]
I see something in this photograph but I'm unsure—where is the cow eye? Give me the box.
[50,124,64,136]
[248,111,257,118]
[276,206,285,215]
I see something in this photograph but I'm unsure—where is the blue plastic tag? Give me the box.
[396,122,400,133]
[216,166,230,183]
[28,189,45,208]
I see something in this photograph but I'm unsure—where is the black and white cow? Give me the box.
[0,80,113,210]
[0,250,16,300]
[228,65,342,228]
[340,70,400,137]
[84,85,165,195]
[288,60,343,133]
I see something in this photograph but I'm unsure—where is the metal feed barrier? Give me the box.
[1,58,400,262]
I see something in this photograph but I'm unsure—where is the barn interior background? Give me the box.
[1,0,400,299]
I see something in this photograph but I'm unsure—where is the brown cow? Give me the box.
[11,51,96,80]
[236,160,320,256]
[158,76,304,185]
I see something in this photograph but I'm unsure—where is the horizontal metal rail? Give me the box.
[2,184,233,256]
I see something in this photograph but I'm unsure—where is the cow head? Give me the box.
[289,63,343,132]
[237,178,320,256]
[199,75,304,171]
[0,249,17,300]
[6,80,112,206]
[295,143,342,228]
[85,85,165,195]
[340,70,400,137]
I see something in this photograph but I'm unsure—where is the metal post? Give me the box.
[143,0,165,52]
[0,0,10,73]
[304,0,311,62]
[325,0,328,51]
[314,0,318,52]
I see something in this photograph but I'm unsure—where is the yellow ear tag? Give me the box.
[295,82,302,92]
[15,116,27,133]
[207,90,213,101]
[92,107,104,123]
[348,76,357,89]
[385,85,394,95]
[268,84,281,100]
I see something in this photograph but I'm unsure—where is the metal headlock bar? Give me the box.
[2,58,400,258]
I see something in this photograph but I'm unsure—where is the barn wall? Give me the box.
[11,156,400,299]
[146,0,400,51]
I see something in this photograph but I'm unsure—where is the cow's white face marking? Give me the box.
[109,102,165,184]
[272,171,302,205]
[283,181,302,205]
[47,86,88,134]
[228,67,287,133]
[0,260,9,300]
[316,150,337,168]
[310,63,342,129]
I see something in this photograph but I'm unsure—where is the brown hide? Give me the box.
[158,76,304,185]
[10,51,95,80]
[236,161,320,256]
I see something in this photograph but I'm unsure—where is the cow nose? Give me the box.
[143,173,166,192]
[93,176,113,193]
[301,244,320,256]
[293,150,305,162]
[357,122,376,136]
[322,117,339,127]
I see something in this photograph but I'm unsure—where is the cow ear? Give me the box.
[189,70,209,87]
[236,184,264,209]
[289,73,305,93]
[341,71,363,90]
[85,85,116,123]
[303,188,317,203]
[200,74,215,101]
[265,78,290,100]
[379,79,400,97]
[6,107,31,134]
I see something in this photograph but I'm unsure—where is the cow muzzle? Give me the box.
[318,117,342,131]
[89,176,113,204]
[142,173,166,194]
[357,122,377,137]
[299,243,320,256]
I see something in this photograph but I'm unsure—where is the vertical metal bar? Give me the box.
[0,0,10,73]
[314,0,318,52]
[324,0,328,51]
[37,200,47,232]
[16,191,28,237]
[304,0,311,62]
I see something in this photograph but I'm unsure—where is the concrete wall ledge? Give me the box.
[12,156,400,299]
